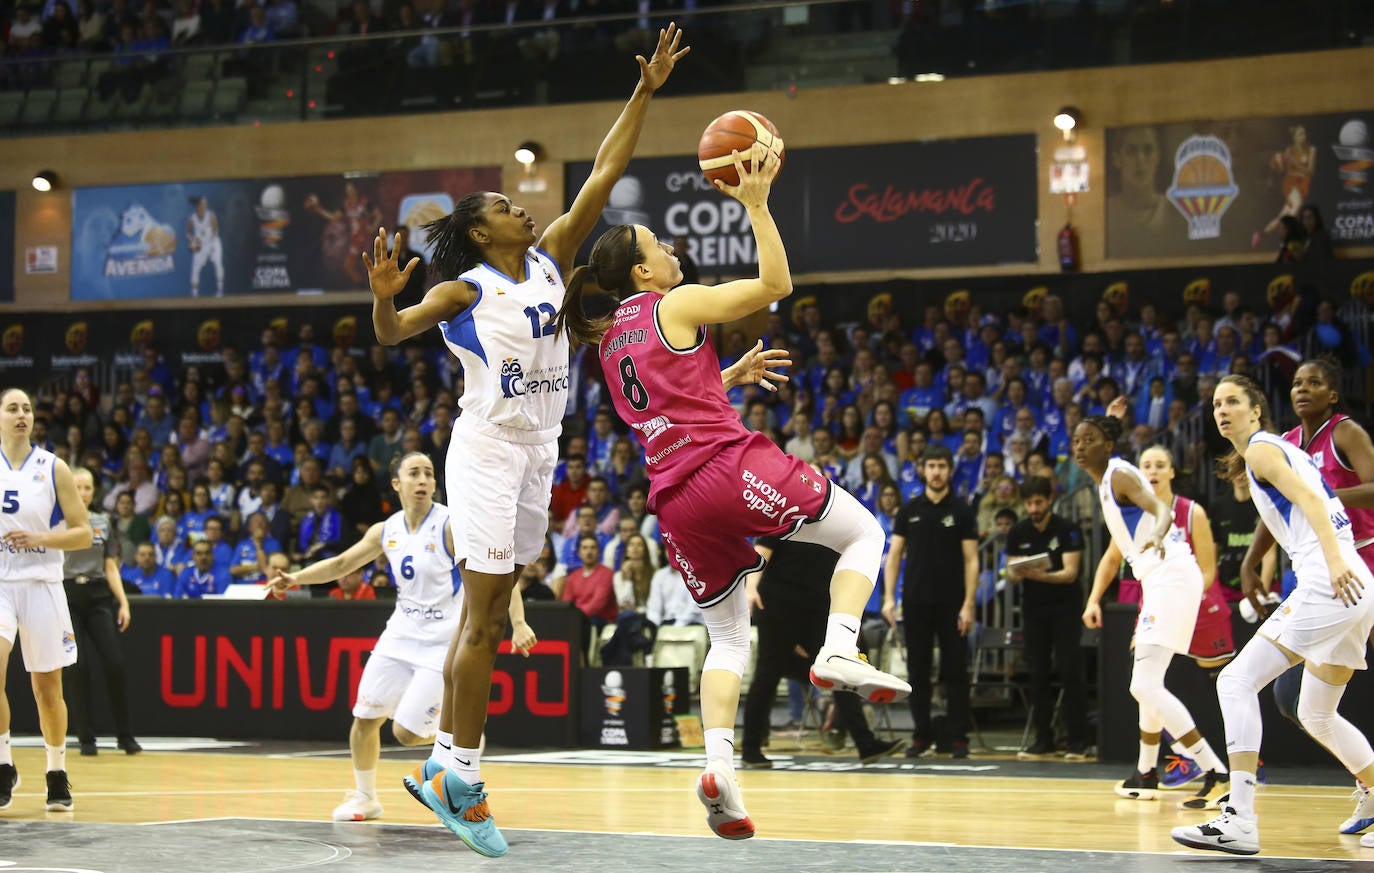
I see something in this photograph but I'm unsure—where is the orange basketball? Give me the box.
[1177,155,1230,187]
[698,110,785,188]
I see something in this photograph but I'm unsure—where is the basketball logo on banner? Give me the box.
[1166,135,1239,240]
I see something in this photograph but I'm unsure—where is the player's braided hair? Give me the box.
[422,192,489,281]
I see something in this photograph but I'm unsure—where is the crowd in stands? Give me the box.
[19,244,1367,660]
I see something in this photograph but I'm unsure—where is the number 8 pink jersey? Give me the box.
[599,292,751,510]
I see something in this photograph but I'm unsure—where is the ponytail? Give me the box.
[1214,374,1273,485]
[422,192,488,281]
[555,224,641,348]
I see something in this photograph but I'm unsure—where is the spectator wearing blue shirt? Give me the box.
[296,485,343,566]
[950,431,987,501]
[124,542,177,598]
[326,418,368,482]
[263,419,295,470]
[201,515,235,571]
[175,542,233,599]
[132,390,175,448]
[897,361,942,430]
[301,418,332,466]
[290,323,330,371]
[180,483,215,543]
[585,408,621,473]
[992,377,1036,445]
[1037,294,1078,359]
[236,3,275,44]
[559,506,612,574]
[230,512,281,585]
[152,515,191,577]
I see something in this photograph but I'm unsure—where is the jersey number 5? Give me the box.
[618,356,650,412]
[1,490,17,514]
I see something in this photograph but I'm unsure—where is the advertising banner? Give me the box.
[566,135,1039,273]
[70,167,500,300]
[1106,111,1374,258]
[5,599,582,743]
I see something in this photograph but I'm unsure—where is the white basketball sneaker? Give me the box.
[1341,786,1374,834]
[696,760,754,840]
[1171,806,1260,855]
[809,647,911,703]
[332,791,384,822]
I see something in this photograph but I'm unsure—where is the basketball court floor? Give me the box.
[2,734,1372,872]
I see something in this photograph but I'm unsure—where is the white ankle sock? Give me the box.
[1138,739,1160,774]
[433,730,453,763]
[45,743,65,772]
[823,613,861,653]
[450,745,481,785]
[1229,770,1258,820]
[354,769,377,799]
[704,728,735,771]
[0,732,11,766]
[1186,738,1228,774]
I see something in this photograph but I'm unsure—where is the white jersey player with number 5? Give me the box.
[0,387,93,814]
[269,452,536,823]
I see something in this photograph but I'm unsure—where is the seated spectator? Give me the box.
[105,456,158,516]
[110,490,150,564]
[368,407,404,476]
[152,514,190,576]
[340,457,384,537]
[600,438,646,500]
[175,541,232,598]
[561,476,618,540]
[170,0,200,43]
[124,541,177,598]
[296,484,343,566]
[180,483,215,542]
[237,3,275,44]
[558,505,610,573]
[283,457,325,521]
[549,453,590,528]
[330,567,376,600]
[327,419,368,483]
[43,0,79,48]
[602,515,660,569]
[950,431,987,501]
[517,561,556,601]
[975,474,1024,539]
[263,0,297,36]
[646,560,703,628]
[201,515,234,570]
[555,534,617,658]
[231,511,280,584]
[263,419,294,471]
[853,452,897,514]
[76,0,107,49]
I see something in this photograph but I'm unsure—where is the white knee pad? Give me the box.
[1215,637,1293,756]
[700,585,752,678]
[789,485,885,581]
[1298,672,1374,775]
[1129,644,1196,738]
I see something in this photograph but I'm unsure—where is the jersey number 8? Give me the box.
[618,357,650,413]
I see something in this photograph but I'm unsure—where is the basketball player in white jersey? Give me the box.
[362,25,688,857]
[186,196,224,298]
[0,388,93,813]
[1173,375,1374,855]
[1076,415,1229,805]
[269,452,536,822]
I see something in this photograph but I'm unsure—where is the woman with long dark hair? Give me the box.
[362,27,688,858]
[1173,375,1374,855]
[555,151,908,840]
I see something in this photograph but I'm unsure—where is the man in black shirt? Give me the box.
[740,536,904,768]
[882,445,979,758]
[1005,476,1089,759]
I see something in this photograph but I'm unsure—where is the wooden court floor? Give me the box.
[3,745,1374,864]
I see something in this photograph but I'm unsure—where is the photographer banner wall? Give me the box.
[566,135,1039,273]
[1106,110,1374,258]
[70,167,500,300]
[5,599,582,744]
[0,190,13,303]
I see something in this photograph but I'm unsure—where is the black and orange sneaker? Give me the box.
[1115,767,1159,800]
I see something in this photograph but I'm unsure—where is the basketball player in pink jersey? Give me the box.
[1239,358,1374,837]
[556,150,910,841]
